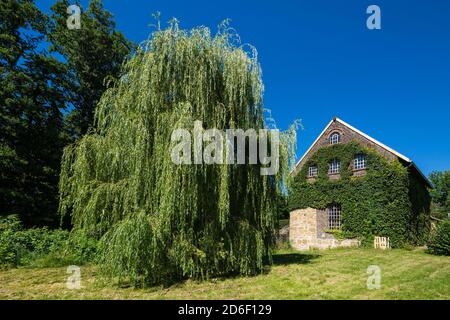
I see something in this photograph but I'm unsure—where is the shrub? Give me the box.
[0,215,98,269]
[427,221,450,256]
[28,231,98,268]
[18,228,69,265]
[0,215,70,268]
[324,229,356,240]
[0,216,24,267]
[62,230,98,265]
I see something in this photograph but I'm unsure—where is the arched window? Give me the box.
[330,132,341,144]
[354,153,367,170]
[327,205,341,230]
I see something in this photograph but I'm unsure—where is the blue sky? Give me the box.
[37,0,450,175]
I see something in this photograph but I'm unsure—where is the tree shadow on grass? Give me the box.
[108,253,322,289]
[272,252,321,266]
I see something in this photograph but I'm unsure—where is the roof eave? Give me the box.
[410,162,434,189]
[291,117,434,189]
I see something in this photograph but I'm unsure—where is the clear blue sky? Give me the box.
[37,0,450,175]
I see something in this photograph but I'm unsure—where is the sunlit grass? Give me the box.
[0,248,448,300]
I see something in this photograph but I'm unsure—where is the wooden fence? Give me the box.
[373,236,390,249]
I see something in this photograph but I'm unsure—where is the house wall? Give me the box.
[289,118,431,248]
[292,119,397,176]
[408,169,432,244]
[290,208,360,250]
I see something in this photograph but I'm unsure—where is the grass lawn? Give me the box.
[0,247,449,300]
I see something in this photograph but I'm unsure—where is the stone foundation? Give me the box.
[289,208,360,250]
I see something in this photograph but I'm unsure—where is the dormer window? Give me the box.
[330,132,341,145]
[308,166,318,177]
[328,159,340,174]
[354,154,367,170]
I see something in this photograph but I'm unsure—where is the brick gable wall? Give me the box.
[292,119,399,176]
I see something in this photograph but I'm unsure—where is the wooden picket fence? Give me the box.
[373,236,390,249]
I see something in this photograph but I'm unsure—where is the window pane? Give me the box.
[330,133,340,144]
[327,205,341,230]
[328,160,340,174]
[308,166,318,177]
[354,154,366,170]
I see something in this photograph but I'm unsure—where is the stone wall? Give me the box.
[275,225,290,244]
[290,208,360,250]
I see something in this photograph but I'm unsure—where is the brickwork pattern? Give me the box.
[290,208,360,250]
[292,120,397,176]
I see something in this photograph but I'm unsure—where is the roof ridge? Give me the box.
[334,117,412,162]
[291,117,432,188]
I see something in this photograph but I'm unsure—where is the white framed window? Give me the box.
[327,205,341,230]
[354,154,367,170]
[330,132,341,145]
[308,166,318,177]
[328,159,340,174]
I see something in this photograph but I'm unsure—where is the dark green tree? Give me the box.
[0,0,70,226]
[429,170,450,220]
[48,0,134,138]
[276,192,289,221]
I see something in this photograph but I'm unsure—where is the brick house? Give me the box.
[289,117,432,250]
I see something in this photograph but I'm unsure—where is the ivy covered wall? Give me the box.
[288,142,431,247]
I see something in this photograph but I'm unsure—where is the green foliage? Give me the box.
[278,219,289,229]
[427,221,450,256]
[59,21,297,285]
[0,215,68,267]
[0,215,23,267]
[429,170,450,220]
[49,0,134,137]
[0,215,97,268]
[408,170,433,244]
[324,229,355,240]
[1,1,133,227]
[276,193,290,220]
[0,0,70,226]
[61,230,98,265]
[97,212,168,286]
[27,230,98,267]
[289,142,430,247]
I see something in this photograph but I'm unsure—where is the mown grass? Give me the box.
[0,247,448,300]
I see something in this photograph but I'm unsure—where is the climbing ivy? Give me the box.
[288,142,430,247]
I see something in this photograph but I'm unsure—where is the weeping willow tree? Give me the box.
[59,19,297,285]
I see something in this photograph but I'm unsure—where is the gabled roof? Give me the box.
[292,117,433,188]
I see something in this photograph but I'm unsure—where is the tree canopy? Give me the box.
[59,20,296,285]
[0,0,134,226]
[0,0,69,226]
[49,0,134,138]
[429,170,450,220]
